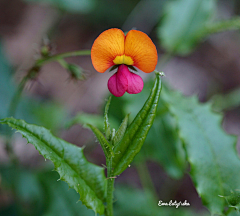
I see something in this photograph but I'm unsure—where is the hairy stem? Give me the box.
[6,49,91,162]
[36,50,91,67]
[106,158,115,216]
[8,50,91,118]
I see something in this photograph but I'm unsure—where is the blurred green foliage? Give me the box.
[0,166,95,216]
[1,166,208,216]
[162,85,240,215]
[158,0,216,55]
[114,185,208,216]
[24,0,96,14]
[211,88,240,111]
[0,42,66,134]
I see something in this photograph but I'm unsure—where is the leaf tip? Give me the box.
[154,70,165,77]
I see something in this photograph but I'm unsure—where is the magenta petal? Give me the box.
[125,71,144,94]
[107,66,128,97]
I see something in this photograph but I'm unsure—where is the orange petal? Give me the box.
[125,30,158,73]
[91,28,125,73]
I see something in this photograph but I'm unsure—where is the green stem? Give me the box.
[36,50,91,67]
[199,17,240,38]
[106,158,115,216]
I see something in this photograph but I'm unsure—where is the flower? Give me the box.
[91,28,158,97]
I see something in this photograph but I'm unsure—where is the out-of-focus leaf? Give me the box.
[31,102,66,133]
[229,209,240,216]
[162,87,240,215]
[114,186,159,216]
[24,0,96,14]
[0,167,96,216]
[113,73,162,176]
[88,0,140,27]
[0,118,106,215]
[158,0,216,55]
[140,112,186,179]
[39,171,95,216]
[0,166,44,216]
[211,88,240,111]
[114,185,207,216]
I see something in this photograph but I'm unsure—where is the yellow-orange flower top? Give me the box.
[91,28,158,97]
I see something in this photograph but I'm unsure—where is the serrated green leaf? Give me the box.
[162,87,240,215]
[220,190,240,207]
[112,73,162,176]
[86,123,113,158]
[112,114,129,146]
[0,117,106,215]
[158,0,216,55]
[104,96,112,141]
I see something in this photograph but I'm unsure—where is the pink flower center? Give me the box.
[107,64,144,97]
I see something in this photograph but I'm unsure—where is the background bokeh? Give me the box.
[1,0,240,215]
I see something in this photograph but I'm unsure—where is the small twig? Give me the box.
[35,50,91,67]
[198,17,240,39]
